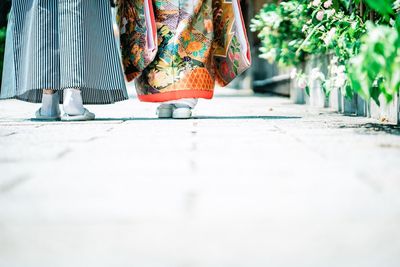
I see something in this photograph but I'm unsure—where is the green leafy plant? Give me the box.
[250,0,309,66]
[251,0,367,97]
[300,0,366,97]
[347,1,400,105]
[348,21,400,104]
[0,26,6,85]
[252,0,400,104]
[363,0,394,18]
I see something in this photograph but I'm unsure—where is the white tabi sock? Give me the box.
[41,92,60,117]
[63,88,85,115]
[164,98,198,109]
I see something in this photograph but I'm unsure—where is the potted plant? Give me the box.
[348,0,400,123]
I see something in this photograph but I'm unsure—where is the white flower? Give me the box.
[302,25,308,33]
[394,0,400,9]
[331,64,347,88]
[291,68,298,79]
[337,65,346,74]
[316,10,325,21]
[298,77,308,89]
[261,49,277,63]
[312,0,321,7]
[331,65,338,75]
[324,0,333,8]
[335,72,346,88]
[323,27,336,45]
[326,9,336,18]
[311,68,325,81]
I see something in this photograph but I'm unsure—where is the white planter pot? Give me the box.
[290,79,306,104]
[309,82,328,108]
[329,87,342,112]
[305,55,329,108]
[341,94,358,115]
[370,94,399,124]
[356,95,368,117]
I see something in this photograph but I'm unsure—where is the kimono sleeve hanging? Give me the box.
[117,0,252,102]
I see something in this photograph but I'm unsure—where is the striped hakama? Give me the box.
[0,0,128,104]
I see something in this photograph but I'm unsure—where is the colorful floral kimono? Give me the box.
[117,0,251,102]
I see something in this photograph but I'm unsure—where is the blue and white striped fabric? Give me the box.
[0,0,128,104]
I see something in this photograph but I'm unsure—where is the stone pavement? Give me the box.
[0,89,400,267]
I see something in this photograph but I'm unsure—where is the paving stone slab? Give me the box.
[0,91,400,267]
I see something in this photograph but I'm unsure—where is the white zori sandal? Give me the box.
[61,88,95,121]
[35,108,61,121]
[156,98,198,119]
[34,91,61,121]
[61,108,95,121]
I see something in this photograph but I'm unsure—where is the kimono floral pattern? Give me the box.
[117,0,150,81]
[118,0,251,102]
[213,0,251,86]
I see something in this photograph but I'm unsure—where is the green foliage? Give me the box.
[250,1,309,66]
[347,1,400,105]
[251,0,400,104]
[363,0,394,17]
[348,21,400,105]
[0,1,10,85]
[251,0,366,66]
[0,26,6,85]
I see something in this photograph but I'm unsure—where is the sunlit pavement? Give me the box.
[1,89,400,267]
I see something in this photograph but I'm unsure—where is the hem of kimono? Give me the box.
[138,90,214,103]
[0,87,129,105]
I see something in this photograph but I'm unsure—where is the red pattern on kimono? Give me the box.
[117,0,251,102]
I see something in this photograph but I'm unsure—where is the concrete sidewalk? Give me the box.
[0,89,400,267]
